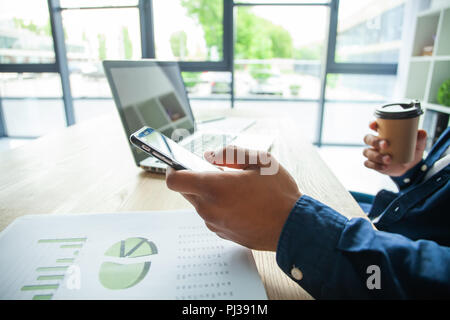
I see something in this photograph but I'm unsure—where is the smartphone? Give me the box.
[130,126,221,172]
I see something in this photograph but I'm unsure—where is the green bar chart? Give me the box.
[20,237,86,300]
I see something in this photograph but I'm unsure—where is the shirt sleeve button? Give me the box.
[421,164,428,172]
[291,267,303,281]
[403,178,410,183]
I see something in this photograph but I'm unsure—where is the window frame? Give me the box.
[326,0,399,75]
[315,0,400,146]
[0,0,75,136]
[0,97,5,137]
[140,0,234,72]
[0,0,402,147]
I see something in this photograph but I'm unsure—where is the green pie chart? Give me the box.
[99,237,158,290]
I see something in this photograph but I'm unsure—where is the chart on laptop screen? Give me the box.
[0,211,267,300]
[110,65,195,139]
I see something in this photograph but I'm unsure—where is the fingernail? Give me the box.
[204,151,214,161]
[383,155,391,164]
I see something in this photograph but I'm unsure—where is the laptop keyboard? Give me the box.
[184,134,234,156]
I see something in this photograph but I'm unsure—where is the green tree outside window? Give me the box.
[181,0,294,60]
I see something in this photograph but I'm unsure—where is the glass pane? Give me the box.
[322,102,380,144]
[0,0,55,63]
[62,8,141,97]
[74,99,116,123]
[236,0,330,3]
[235,101,319,143]
[153,0,223,61]
[234,6,326,99]
[336,0,406,63]
[323,74,397,144]
[60,0,138,8]
[2,99,66,137]
[0,73,62,98]
[325,74,396,101]
[182,71,231,99]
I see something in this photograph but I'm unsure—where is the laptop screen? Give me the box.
[104,61,196,165]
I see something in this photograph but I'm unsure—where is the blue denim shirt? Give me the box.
[276,128,450,299]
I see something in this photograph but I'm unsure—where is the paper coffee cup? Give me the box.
[374,101,423,164]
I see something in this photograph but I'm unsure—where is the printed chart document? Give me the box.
[0,211,267,300]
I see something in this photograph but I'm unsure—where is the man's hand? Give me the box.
[165,146,302,251]
[363,121,427,177]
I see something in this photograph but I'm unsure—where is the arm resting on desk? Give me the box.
[276,195,450,299]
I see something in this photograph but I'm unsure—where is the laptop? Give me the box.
[103,60,273,173]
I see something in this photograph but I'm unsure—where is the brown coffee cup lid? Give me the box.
[375,100,423,119]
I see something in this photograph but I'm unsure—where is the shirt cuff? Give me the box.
[276,195,348,299]
[390,159,425,190]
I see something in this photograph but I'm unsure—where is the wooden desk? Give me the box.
[0,112,367,300]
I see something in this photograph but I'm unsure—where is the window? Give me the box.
[153,0,224,62]
[0,0,407,147]
[61,8,141,98]
[0,73,62,98]
[326,74,396,102]
[0,0,55,64]
[59,0,138,8]
[319,0,405,145]
[236,0,330,3]
[0,0,63,138]
[234,5,327,100]
[182,71,231,99]
[73,99,116,123]
[322,74,396,145]
[0,73,65,137]
[335,0,406,64]
[322,102,379,144]
[59,3,142,123]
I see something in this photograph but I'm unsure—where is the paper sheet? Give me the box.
[0,211,267,300]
